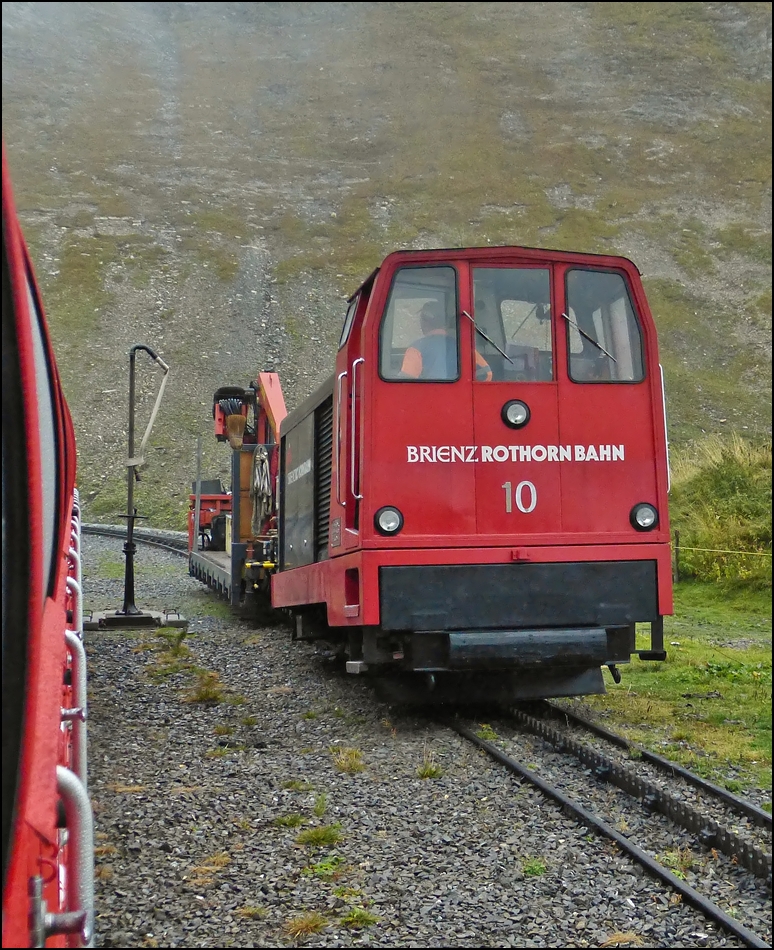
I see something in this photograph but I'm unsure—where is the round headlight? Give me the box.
[375,506,404,535]
[630,503,659,531]
[501,399,530,429]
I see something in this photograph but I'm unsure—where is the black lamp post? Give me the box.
[116,344,167,620]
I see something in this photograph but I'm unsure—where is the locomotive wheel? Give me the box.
[238,588,281,625]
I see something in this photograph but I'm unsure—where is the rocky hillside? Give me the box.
[2,1,771,529]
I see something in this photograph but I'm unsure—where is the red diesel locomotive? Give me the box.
[190,244,672,703]
[2,146,94,947]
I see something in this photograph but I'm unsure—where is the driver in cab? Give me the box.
[401,302,492,381]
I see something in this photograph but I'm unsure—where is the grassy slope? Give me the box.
[263,1,772,437]
[3,4,770,523]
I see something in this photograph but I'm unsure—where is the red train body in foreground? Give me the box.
[2,147,94,947]
[191,245,672,703]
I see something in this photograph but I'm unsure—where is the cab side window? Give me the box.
[472,267,553,381]
[379,266,459,381]
[565,269,644,383]
[338,297,358,349]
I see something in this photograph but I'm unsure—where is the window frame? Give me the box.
[338,295,359,349]
[472,264,555,383]
[378,264,461,383]
[564,266,645,385]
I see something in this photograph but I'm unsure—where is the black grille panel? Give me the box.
[314,396,333,560]
[379,561,659,630]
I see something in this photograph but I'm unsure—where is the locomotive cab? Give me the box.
[274,246,673,702]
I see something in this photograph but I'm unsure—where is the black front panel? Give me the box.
[379,561,658,631]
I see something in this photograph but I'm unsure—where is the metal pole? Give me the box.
[193,436,202,552]
[121,347,139,615]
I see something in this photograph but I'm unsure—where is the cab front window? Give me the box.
[472,267,553,381]
[565,269,644,382]
[379,266,459,381]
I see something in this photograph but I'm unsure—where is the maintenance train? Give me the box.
[189,244,672,703]
[2,146,94,947]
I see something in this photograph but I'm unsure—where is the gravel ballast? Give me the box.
[84,535,765,948]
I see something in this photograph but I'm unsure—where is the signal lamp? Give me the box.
[501,399,530,429]
[375,506,404,535]
[630,503,659,531]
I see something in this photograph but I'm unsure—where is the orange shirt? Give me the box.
[400,329,449,378]
[401,329,492,380]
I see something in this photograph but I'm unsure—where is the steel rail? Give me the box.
[82,523,189,557]
[508,707,771,880]
[448,720,771,950]
[543,700,772,830]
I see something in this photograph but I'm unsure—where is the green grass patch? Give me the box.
[714,224,772,266]
[84,465,188,531]
[95,554,125,580]
[341,907,379,929]
[571,582,771,793]
[189,206,248,242]
[333,885,363,900]
[295,823,343,848]
[330,747,365,773]
[225,694,249,706]
[657,845,696,880]
[179,235,239,281]
[236,905,267,919]
[282,779,313,792]
[303,854,345,880]
[670,436,772,588]
[148,657,199,681]
[416,745,443,779]
[181,591,235,621]
[273,813,305,828]
[157,629,192,656]
[183,671,226,704]
[86,476,131,521]
[476,724,499,742]
[522,857,547,877]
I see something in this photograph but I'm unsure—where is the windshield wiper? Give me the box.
[462,310,514,364]
[561,312,617,362]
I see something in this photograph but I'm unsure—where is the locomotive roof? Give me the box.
[349,245,642,299]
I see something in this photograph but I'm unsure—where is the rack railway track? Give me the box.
[448,709,772,949]
[82,523,189,557]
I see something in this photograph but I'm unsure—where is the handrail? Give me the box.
[66,576,83,641]
[350,358,364,501]
[56,766,95,947]
[64,629,88,790]
[335,371,347,507]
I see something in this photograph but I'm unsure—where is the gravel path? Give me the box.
[84,535,763,948]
